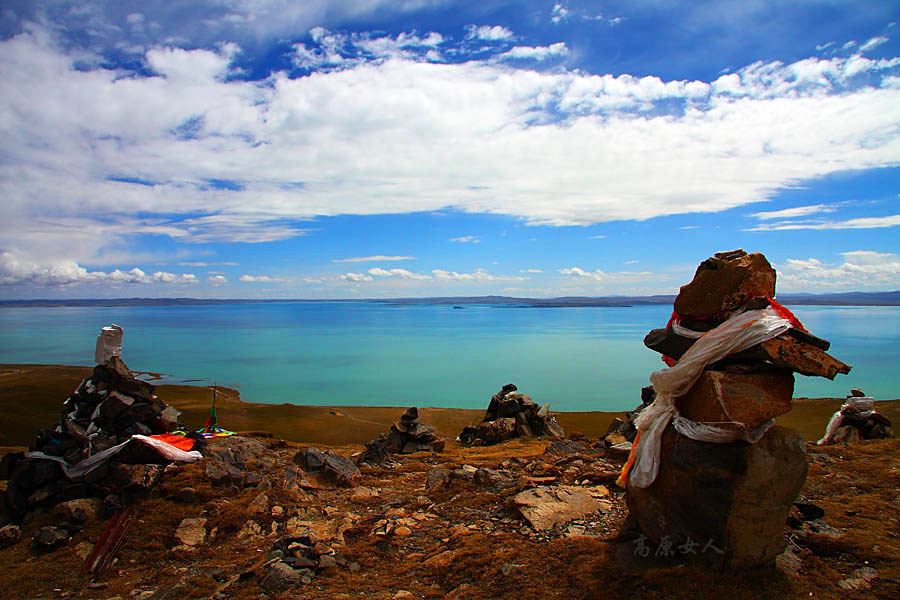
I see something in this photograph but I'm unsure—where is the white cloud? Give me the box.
[551,3,570,24]
[498,43,568,61]
[339,272,374,282]
[239,274,271,282]
[747,214,900,231]
[450,236,481,243]
[590,235,606,239]
[333,255,415,262]
[0,252,198,286]
[465,25,514,41]
[559,266,654,282]
[207,274,227,283]
[750,204,836,220]
[778,251,900,291]
[432,268,526,281]
[520,268,543,273]
[860,36,889,52]
[2,25,900,276]
[367,267,431,280]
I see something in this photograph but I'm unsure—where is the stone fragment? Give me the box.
[294,448,361,487]
[175,518,207,547]
[626,425,808,569]
[260,562,304,594]
[32,525,70,549]
[673,250,776,318]
[0,525,21,548]
[676,370,794,430]
[53,498,102,522]
[838,567,878,591]
[512,485,610,531]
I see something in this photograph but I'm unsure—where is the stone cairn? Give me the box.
[1,356,188,521]
[359,407,446,464]
[458,384,565,446]
[624,249,851,569]
[817,389,893,445]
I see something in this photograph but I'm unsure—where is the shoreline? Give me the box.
[2,363,898,449]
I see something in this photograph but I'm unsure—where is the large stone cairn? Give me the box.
[627,249,851,569]
[458,384,565,446]
[359,407,446,464]
[1,356,186,521]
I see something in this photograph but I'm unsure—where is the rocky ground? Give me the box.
[1,429,898,600]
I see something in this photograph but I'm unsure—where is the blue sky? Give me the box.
[1,0,899,299]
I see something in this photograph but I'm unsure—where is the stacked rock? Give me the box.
[625,249,851,569]
[2,356,187,520]
[817,389,893,445]
[359,407,446,464]
[458,384,565,446]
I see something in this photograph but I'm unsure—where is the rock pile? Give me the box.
[2,357,192,521]
[817,390,893,445]
[260,529,348,594]
[458,384,565,446]
[359,407,446,464]
[625,249,851,569]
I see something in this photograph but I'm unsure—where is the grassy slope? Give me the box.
[3,364,898,451]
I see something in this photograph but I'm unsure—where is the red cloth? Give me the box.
[148,433,196,452]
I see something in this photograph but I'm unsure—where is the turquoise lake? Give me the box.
[0,303,897,411]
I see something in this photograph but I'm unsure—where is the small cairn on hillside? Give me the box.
[817,389,893,445]
[359,407,446,464]
[458,384,565,446]
[1,327,193,522]
[623,249,851,569]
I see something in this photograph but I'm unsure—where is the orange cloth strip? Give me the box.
[615,429,641,489]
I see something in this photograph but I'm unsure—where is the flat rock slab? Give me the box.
[513,485,611,531]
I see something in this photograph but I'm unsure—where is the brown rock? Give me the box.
[674,251,776,318]
[175,517,208,547]
[676,370,794,430]
[513,485,611,531]
[626,425,808,569]
[757,336,850,380]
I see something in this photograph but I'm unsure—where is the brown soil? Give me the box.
[1,364,898,599]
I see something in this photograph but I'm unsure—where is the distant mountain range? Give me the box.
[2,291,899,308]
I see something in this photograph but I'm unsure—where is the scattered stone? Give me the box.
[260,561,304,594]
[74,541,94,561]
[458,384,565,446]
[838,566,878,591]
[0,524,21,548]
[513,485,610,531]
[32,525,70,549]
[394,526,413,537]
[53,498,102,522]
[175,518,207,547]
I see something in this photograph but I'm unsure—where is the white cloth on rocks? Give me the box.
[25,435,202,479]
[629,307,793,489]
[816,397,876,445]
[94,324,123,364]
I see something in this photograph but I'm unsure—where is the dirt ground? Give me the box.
[1,364,898,599]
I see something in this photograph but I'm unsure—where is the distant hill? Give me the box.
[2,291,899,308]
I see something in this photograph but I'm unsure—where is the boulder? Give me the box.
[175,518,208,547]
[626,425,808,569]
[673,250,776,319]
[513,485,611,531]
[294,448,360,488]
[675,370,794,430]
[0,525,21,548]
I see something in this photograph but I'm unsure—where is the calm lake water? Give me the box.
[0,303,897,411]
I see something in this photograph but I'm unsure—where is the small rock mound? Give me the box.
[458,384,564,446]
[359,407,446,464]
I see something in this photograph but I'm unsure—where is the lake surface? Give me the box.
[0,302,897,411]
